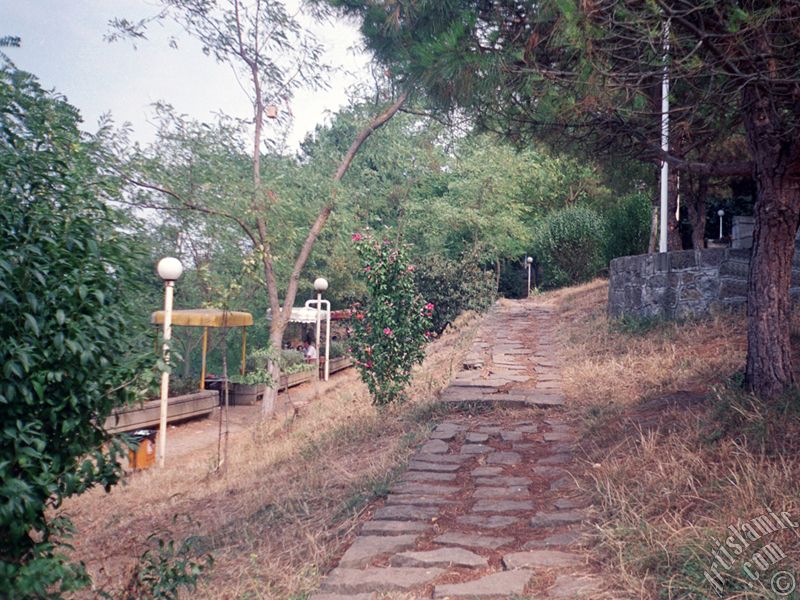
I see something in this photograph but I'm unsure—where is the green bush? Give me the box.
[279,349,306,369]
[413,255,496,333]
[349,233,433,406]
[328,340,348,359]
[0,66,150,595]
[605,191,652,261]
[531,205,607,289]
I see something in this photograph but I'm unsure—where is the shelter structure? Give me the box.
[268,299,331,379]
[151,308,254,389]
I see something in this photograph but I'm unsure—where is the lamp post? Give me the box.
[313,277,330,381]
[156,257,182,468]
[717,209,725,240]
[526,256,533,298]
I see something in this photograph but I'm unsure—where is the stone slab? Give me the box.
[361,520,430,536]
[473,499,534,512]
[386,495,454,506]
[475,476,532,486]
[413,453,469,464]
[502,550,583,569]
[390,482,458,496]
[408,460,460,473]
[529,510,586,528]
[420,439,450,454]
[433,570,534,598]
[486,451,522,465]
[471,466,504,477]
[391,547,488,569]
[533,466,568,479]
[402,471,457,483]
[456,515,520,529]
[473,486,530,499]
[537,453,573,465]
[338,535,418,568]
[433,532,514,550]
[465,432,489,443]
[460,443,493,454]
[322,567,445,594]
[373,504,440,521]
[524,531,588,549]
[500,431,523,441]
[544,432,576,442]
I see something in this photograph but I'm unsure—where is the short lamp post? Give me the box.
[718,209,725,240]
[526,256,533,298]
[313,277,331,381]
[156,257,183,468]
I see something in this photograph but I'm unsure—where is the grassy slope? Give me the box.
[546,279,800,599]
[65,313,482,599]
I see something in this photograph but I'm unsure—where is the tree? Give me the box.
[0,65,149,596]
[112,1,409,415]
[322,0,800,399]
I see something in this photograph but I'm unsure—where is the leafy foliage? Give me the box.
[0,66,150,596]
[413,255,496,333]
[349,234,432,406]
[605,191,652,261]
[120,530,213,600]
[530,205,607,289]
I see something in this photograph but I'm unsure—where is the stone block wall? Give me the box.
[608,241,800,319]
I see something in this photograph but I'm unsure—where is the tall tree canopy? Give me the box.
[0,65,150,596]
[322,0,800,399]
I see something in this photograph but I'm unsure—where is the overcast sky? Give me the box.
[3,0,372,149]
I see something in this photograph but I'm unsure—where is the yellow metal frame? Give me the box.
[151,309,254,390]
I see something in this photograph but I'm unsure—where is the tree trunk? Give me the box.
[742,86,800,399]
[687,175,708,249]
[262,322,286,417]
[667,167,683,251]
[648,203,659,254]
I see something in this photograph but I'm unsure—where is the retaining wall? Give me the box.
[608,241,800,319]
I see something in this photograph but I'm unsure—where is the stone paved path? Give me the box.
[311,301,609,600]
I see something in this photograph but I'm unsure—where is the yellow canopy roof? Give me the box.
[151,309,254,328]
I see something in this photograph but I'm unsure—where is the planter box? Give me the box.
[279,369,315,391]
[229,383,266,406]
[105,390,217,434]
[327,356,353,375]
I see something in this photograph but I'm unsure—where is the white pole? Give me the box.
[527,263,531,297]
[324,302,331,381]
[315,292,322,380]
[157,281,174,468]
[659,18,670,254]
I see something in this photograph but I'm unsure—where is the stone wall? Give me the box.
[608,241,800,319]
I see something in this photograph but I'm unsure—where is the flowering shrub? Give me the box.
[349,233,433,406]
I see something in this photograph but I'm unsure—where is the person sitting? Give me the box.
[303,340,317,362]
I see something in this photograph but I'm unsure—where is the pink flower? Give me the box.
[425,302,435,310]
[352,233,363,241]
[383,327,393,336]
[424,331,432,338]
[407,265,415,272]
[356,312,365,320]
[365,361,373,369]
[364,265,371,272]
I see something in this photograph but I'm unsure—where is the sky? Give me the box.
[3,0,372,149]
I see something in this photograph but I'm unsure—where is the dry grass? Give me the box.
[542,279,800,599]
[64,311,483,600]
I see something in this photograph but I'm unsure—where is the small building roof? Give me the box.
[151,309,254,328]
[267,306,329,324]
